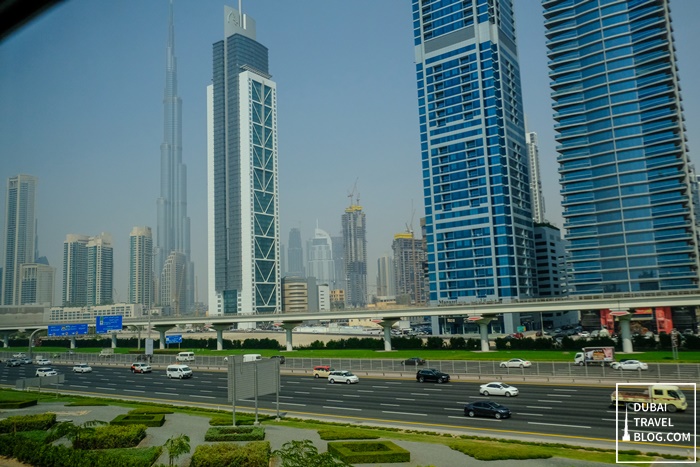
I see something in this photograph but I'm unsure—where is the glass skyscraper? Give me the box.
[342,204,367,308]
[413,0,535,306]
[129,226,153,308]
[545,0,700,293]
[207,6,280,317]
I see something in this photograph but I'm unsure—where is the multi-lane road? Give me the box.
[1,361,695,455]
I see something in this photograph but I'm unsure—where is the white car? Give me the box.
[479,382,519,397]
[328,370,359,384]
[578,331,590,338]
[72,363,93,373]
[35,367,57,377]
[35,358,52,366]
[12,352,27,358]
[611,360,648,371]
[499,358,532,368]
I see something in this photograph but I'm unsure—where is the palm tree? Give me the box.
[50,420,107,448]
[164,434,191,467]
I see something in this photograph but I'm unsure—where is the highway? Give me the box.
[1,362,695,453]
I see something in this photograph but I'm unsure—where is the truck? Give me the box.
[99,348,114,358]
[574,346,615,366]
[611,384,688,412]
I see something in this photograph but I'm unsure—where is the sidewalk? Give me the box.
[0,401,654,467]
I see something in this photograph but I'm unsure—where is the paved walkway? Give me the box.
[0,402,680,467]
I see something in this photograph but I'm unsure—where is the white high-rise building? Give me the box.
[86,233,113,306]
[129,226,153,308]
[63,234,89,307]
[19,262,54,305]
[376,254,395,297]
[208,6,279,318]
[526,131,546,224]
[307,227,335,286]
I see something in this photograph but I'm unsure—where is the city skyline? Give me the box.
[2,1,700,307]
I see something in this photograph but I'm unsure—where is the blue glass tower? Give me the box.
[207,6,280,318]
[544,0,700,293]
[413,0,535,307]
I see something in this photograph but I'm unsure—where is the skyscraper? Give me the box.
[392,233,427,305]
[307,227,334,285]
[526,131,546,224]
[342,204,367,308]
[129,226,153,308]
[160,250,186,316]
[2,174,37,305]
[62,234,89,307]
[545,0,700,293]
[413,1,535,307]
[376,254,395,297]
[86,233,113,306]
[287,227,304,277]
[207,5,280,317]
[156,1,193,313]
[19,262,54,305]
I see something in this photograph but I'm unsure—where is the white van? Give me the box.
[166,364,193,379]
[243,353,262,363]
[176,351,195,362]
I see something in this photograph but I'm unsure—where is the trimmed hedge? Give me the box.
[190,441,270,467]
[0,413,56,433]
[209,415,270,426]
[328,440,410,464]
[0,433,161,467]
[318,428,380,440]
[110,413,165,427]
[204,425,265,442]
[128,407,174,414]
[75,423,147,450]
[0,399,38,409]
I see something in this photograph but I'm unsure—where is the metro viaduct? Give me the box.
[1,291,699,355]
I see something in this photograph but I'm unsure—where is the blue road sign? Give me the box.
[48,324,88,337]
[95,315,123,334]
[165,335,182,345]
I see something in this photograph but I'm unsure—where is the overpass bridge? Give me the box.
[1,290,699,354]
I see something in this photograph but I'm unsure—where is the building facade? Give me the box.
[307,227,335,286]
[413,0,535,309]
[19,263,54,305]
[287,227,304,277]
[526,131,546,223]
[376,254,396,297]
[156,1,194,313]
[534,224,568,297]
[545,0,700,293]
[208,6,280,318]
[392,233,427,305]
[129,226,153,308]
[160,250,186,316]
[86,233,113,306]
[342,204,367,308]
[2,174,37,305]
[281,276,307,312]
[63,234,89,307]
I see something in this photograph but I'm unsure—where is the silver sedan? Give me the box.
[479,382,519,397]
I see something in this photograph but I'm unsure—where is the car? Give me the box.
[72,363,93,373]
[313,365,334,378]
[479,382,519,397]
[499,358,532,369]
[6,359,20,367]
[269,355,286,364]
[18,357,32,365]
[131,362,152,373]
[416,368,450,384]
[35,367,58,377]
[402,357,426,366]
[578,331,590,338]
[611,360,648,371]
[35,358,52,366]
[12,352,26,358]
[464,401,511,419]
[328,370,359,384]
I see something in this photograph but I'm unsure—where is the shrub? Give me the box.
[424,337,444,350]
[0,399,38,409]
[75,423,147,450]
[209,414,269,426]
[111,413,165,427]
[449,440,552,460]
[327,440,410,464]
[129,407,174,414]
[273,440,351,467]
[204,425,265,442]
[189,441,270,467]
[449,337,466,350]
[0,413,56,433]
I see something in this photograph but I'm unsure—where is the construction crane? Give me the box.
[347,178,360,207]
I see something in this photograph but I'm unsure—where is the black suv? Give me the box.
[464,401,511,419]
[416,368,450,383]
[402,357,426,366]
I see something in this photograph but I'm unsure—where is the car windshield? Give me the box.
[487,402,503,409]
[181,366,191,371]
[501,383,512,388]
[343,372,354,376]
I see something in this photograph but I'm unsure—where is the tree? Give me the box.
[50,419,107,449]
[164,434,191,467]
[273,440,350,467]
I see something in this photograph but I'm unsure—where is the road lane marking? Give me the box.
[343,394,361,398]
[382,411,427,417]
[295,391,310,394]
[396,398,415,401]
[155,392,178,396]
[516,413,543,417]
[372,386,389,389]
[312,387,327,390]
[358,390,374,393]
[124,389,145,393]
[526,406,553,409]
[279,396,293,399]
[95,387,116,391]
[549,394,572,397]
[410,393,431,396]
[448,415,501,422]
[199,390,213,393]
[280,402,306,406]
[385,382,402,384]
[287,381,301,384]
[191,395,215,399]
[554,388,577,392]
[443,408,463,411]
[469,395,489,399]
[422,388,443,391]
[326,399,344,403]
[537,400,563,403]
[69,385,88,388]
[324,406,362,411]
[529,422,591,429]
[381,403,400,407]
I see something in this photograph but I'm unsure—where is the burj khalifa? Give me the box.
[156,0,193,315]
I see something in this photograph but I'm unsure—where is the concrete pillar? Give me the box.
[70,336,76,349]
[618,313,634,353]
[280,322,302,352]
[158,328,166,349]
[469,316,494,352]
[111,333,118,349]
[2,332,9,348]
[211,325,229,351]
[379,319,399,352]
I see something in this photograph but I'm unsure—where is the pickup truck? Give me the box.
[611,384,688,412]
[99,348,114,357]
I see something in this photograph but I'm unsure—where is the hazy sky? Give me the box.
[2,1,700,307]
